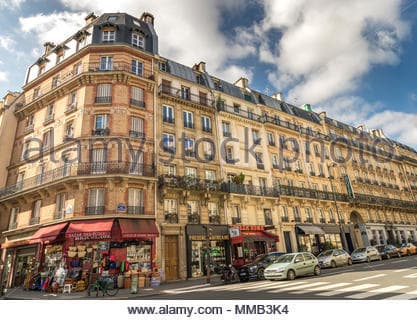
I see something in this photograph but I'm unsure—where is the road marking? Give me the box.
[268,282,329,293]
[247,281,307,292]
[346,285,408,299]
[393,268,414,273]
[353,274,387,282]
[404,272,417,278]
[389,260,405,264]
[317,283,380,297]
[292,282,352,294]
[386,289,417,300]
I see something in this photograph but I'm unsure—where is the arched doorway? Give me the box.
[350,211,370,248]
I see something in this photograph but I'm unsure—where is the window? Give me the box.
[73,62,82,75]
[226,146,234,162]
[108,16,117,22]
[26,114,34,127]
[162,105,174,123]
[159,62,167,72]
[55,193,66,219]
[42,129,53,150]
[201,116,211,132]
[68,91,77,107]
[309,163,315,176]
[322,185,328,191]
[31,200,41,225]
[208,202,219,221]
[33,87,40,99]
[267,132,275,146]
[131,86,144,107]
[187,201,200,223]
[293,206,301,222]
[183,111,194,128]
[21,141,30,160]
[281,206,289,222]
[231,205,241,224]
[91,148,107,174]
[131,59,143,76]
[199,91,208,105]
[295,160,302,172]
[65,121,74,139]
[102,30,115,42]
[264,209,273,225]
[16,172,24,189]
[205,170,216,181]
[94,115,108,130]
[314,144,320,156]
[163,164,176,176]
[129,150,143,175]
[185,167,197,177]
[255,152,263,164]
[162,133,175,153]
[319,209,325,223]
[164,199,177,221]
[128,188,144,214]
[181,86,190,100]
[329,209,335,223]
[9,208,19,229]
[99,56,113,71]
[233,103,240,113]
[183,137,195,157]
[87,188,105,214]
[272,154,279,168]
[52,76,60,88]
[131,33,144,48]
[96,83,112,103]
[130,117,144,139]
[305,208,312,222]
[252,130,260,145]
[318,164,324,176]
[222,121,231,137]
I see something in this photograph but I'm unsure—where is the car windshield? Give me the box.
[375,246,384,252]
[253,254,267,263]
[318,250,333,257]
[353,248,366,253]
[401,243,408,247]
[274,254,295,264]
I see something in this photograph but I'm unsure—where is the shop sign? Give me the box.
[189,235,229,241]
[117,204,127,212]
[229,227,240,238]
[68,232,111,241]
[240,225,264,232]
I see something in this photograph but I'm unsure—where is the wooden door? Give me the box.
[164,235,179,280]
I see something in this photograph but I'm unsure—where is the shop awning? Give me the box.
[118,219,159,239]
[66,219,114,240]
[186,225,229,240]
[297,225,325,235]
[30,222,68,244]
[319,224,341,234]
[242,231,278,243]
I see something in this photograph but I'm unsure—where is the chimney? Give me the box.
[84,12,97,25]
[357,124,364,132]
[271,92,284,101]
[319,111,326,119]
[234,77,248,89]
[197,61,206,73]
[371,129,386,138]
[303,104,312,112]
[43,42,55,55]
[141,12,155,25]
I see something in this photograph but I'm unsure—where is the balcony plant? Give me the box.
[232,172,245,184]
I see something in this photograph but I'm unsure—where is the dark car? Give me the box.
[374,244,401,259]
[238,252,284,282]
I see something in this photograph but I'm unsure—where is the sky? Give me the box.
[1,0,417,148]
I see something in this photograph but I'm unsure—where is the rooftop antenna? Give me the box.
[264,86,270,95]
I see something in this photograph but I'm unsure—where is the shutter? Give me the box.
[97,84,111,97]
[131,86,144,101]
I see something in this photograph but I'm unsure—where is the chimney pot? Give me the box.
[84,12,97,25]
[271,92,284,101]
[141,12,155,25]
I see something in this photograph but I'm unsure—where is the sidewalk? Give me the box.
[1,275,222,300]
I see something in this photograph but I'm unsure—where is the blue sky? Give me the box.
[1,0,417,147]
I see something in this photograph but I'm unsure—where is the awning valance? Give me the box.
[242,231,278,242]
[30,222,68,244]
[66,219,114,240]
[118,219,159,239]
[297,225,325,235]
[319,224,340,234]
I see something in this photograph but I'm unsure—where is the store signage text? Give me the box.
[68,232,111,241]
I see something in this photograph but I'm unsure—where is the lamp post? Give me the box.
[327,163,348,251]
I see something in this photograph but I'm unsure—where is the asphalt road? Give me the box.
[150,255,417,300]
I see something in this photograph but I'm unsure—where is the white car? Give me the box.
[351,246,381,263]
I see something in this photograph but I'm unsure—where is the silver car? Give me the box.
[317,249,352,268]
[351,246,382,263]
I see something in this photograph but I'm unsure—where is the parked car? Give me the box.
[374,244,401,259]
[317,249,352,268]
[238,252,285,282]
[351,246,381,263]
[264,252,320,281]
[398,243,417,256]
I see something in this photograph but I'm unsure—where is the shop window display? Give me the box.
[190,241,226,277]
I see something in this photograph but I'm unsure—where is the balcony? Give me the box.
[222,182,279,197]
[188,213,201,224]
[305,218,314,223]
[281,216,289,223]
[54,211,64,220]
[268,140,276,147]
[223,131,231,137]
[86,206,105,215]
[226,158,235,164]
[328,219,336,224]
[163,146,176,154]
[129,131,145,139]
[253,138,261,145]
[43,114,54,125]
[92,128,110,136]
[184,122,195,129]
[29,216,40,225]
[293,217,302,223]
[24,124,34,134]
[127,206,145,215]
[295,169,303,174]
[65,103,77,114]
[272,164,280,169]
[165,213,178,223]
[265,217,274,225]
[163,117,175,124]
[130,98,145,108]
[232,217,241,224]
[8,222,17,230]
[158,175,223,192]
[257,163,265,170]
[217,102,262,122]
[320,218,326,223]
[184,150,196,158]
[158,84,214,107]
[202,126,212,133]
[209,215,221,224]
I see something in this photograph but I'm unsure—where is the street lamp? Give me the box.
[327,163,348,251]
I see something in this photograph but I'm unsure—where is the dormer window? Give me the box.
[107,16,117,22]
[132,32,144,49]
[102,30,116,42]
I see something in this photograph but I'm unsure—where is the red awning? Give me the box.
[242,231,279,243]
[30,222,68,244]
[66,219,114,240]
[118,219,159,239]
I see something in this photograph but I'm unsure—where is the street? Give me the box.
[151,255,417,300]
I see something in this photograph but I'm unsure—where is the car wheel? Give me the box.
[314,265,321,276]
[367,257,371,263]
[287,270,296,281]
[397,252,401,258]
[386,254,391,260]
[378,255,382,261]
[257,268,265,280]
[347,258,352,266]
[331,260,337,268]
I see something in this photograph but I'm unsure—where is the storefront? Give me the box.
[296,224,342,255]
[230,225,278,266]
[186,225,230,278]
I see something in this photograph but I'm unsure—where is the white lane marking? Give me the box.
[389,260,405,264]
[268,282,329,293]
[353,274,387,282]
[292,282,352,295]
[247,281,307,292]
[346,285,408,299]
[317,283,380,297]
[404,272,417,278]
[393,268,413,273]
[386,289,417,300]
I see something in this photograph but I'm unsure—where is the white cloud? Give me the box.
[0,71,7,82]
[257,0,409,104]
[0,35,16,52]
[0,0,25,10]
